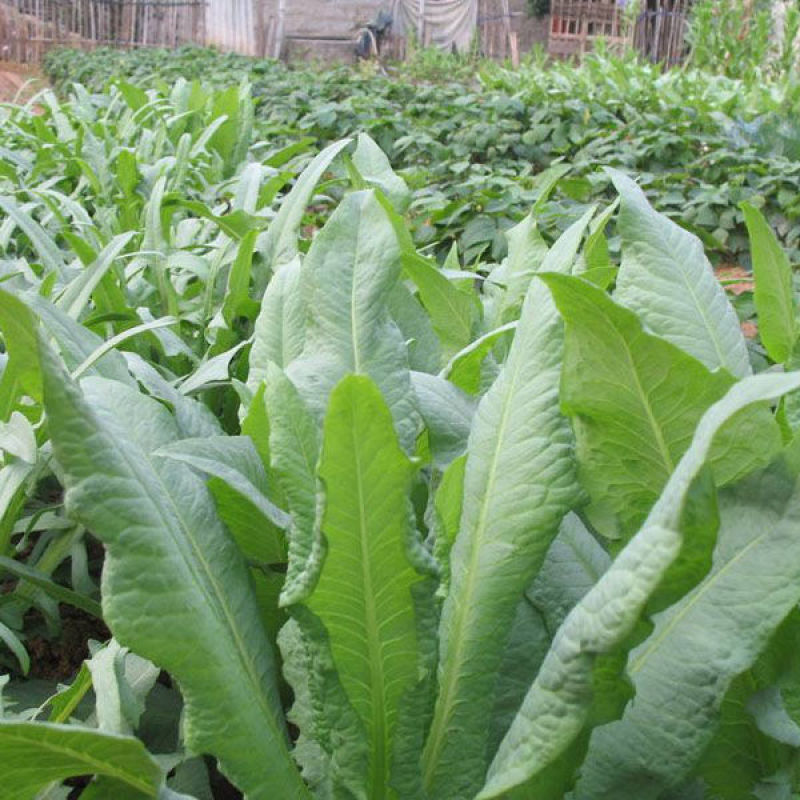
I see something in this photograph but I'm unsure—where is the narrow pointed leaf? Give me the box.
[742,202,796,364]
[258,138,350,278]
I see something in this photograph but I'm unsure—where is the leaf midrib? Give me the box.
[422,354,522,791]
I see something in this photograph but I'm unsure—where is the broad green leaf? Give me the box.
[421,250,581,797]
[352,133,410,212]
[248,256,305,392]
[479,371,800,800]
[388,282,441,374]
[610,169,751,378]
[0,721,162,799]
[575,456,800,798]
[40,348,308,798]
[264,364,321,607]
[258,138,350,282]
[306,375,423,799]
[742,203,796,364]
[287,190,420,451]
[542,273,776,540]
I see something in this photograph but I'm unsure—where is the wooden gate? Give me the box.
[633,0,690,64]
[548,0,630,59]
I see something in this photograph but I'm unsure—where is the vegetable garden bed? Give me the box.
[1,45,800,799]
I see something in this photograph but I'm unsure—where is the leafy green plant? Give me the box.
[4,73,800,799]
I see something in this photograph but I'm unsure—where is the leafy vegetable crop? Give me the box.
[3,67,800,800]
[43,45,800,266]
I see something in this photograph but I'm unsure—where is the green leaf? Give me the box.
[421,244,581,798]
[352,133,410,212]
[440,322,516,396]
[609,169,751,378]
[264,364,321,607]
[248,257,305,391]
[40,347,308,798]
[479,371,800,800]
[577,456,800,798]
[287,190,420,451]
[402,251,479,360]
[154,436,288,563]
[0,555,102,619]
[86,639,159,736]
[306,374,423,799]
[56,232,135,320]
[388,282,442,374]
[410,372,476,469]
[278,612,368,798]
[542,273,757,540]
[0,196,67,281]
[258,138,350,283]
[0,721,162,799]
[742,203,796,364]
[0,288,42,418]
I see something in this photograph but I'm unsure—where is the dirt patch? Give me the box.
[0,63,45,103]
[27,605,110,681]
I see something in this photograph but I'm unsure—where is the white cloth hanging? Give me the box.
[391,0,478,52]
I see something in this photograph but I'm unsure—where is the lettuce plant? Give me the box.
[2,125,800,800]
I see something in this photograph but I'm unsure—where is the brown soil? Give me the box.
[0,63,45,103]
[27,605,110,681]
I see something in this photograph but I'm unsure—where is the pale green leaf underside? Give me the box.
[479,372,800,799]
[576,459,800,798]
[286,190,419,451]
[40,348,308,799]
[422,228,582,800]
[610,169,751,378]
